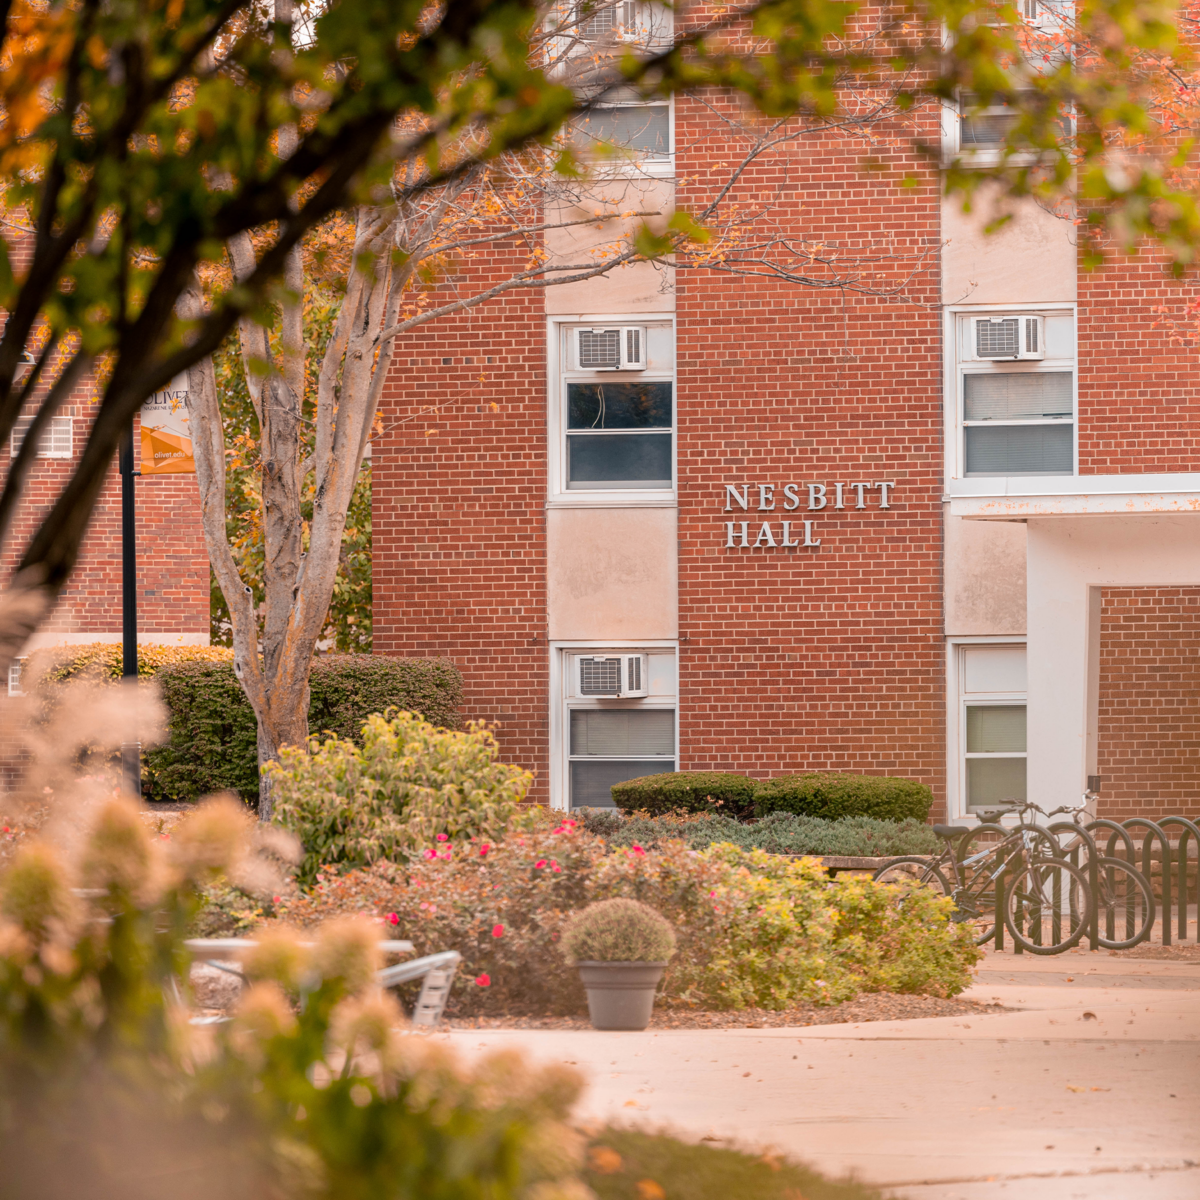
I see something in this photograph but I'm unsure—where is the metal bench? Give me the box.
[184,937,461,1027]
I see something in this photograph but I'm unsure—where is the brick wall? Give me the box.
[0,404,209,641]
[371,251,550,802]
[673,94,949,813]
[1078,252,1200,475]
[1096,586,1200,822]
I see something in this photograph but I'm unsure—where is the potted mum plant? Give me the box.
[560,898,676,1030]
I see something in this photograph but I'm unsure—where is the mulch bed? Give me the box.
[444,992,1008,1031]
[1108,943,1200,961]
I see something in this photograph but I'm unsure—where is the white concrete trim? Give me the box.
[1025,515,1200,813]
[952,482,1200,519]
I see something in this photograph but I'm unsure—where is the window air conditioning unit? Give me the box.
[575,326,647,371]
[970,315,1044,361]
[577,654,649,698]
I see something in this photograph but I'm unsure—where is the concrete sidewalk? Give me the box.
[440,949,1200,1200]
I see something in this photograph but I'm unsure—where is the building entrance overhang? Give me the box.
[948,473,1200,519]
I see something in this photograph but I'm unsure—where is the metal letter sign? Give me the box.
[140,374,195,475]
[720,481,895,550]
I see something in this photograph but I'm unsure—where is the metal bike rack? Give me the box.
[1157,816,1200,944]
[1121,818,1173,946]
[1047,820,1100,952]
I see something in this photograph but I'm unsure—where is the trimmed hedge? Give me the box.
[144,654,462,804]
[579,809,941,857]
[609,771,756,817]
[752,772,932,822]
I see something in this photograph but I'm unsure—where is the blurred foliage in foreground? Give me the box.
[0,795,588,1200]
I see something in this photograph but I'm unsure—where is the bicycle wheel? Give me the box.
[874,857,950,891]
[1092,857,1155,950]
[1003,859,1091,954]
[954,828,1007,945]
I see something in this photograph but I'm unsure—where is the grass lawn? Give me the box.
[583,1127,884,1200]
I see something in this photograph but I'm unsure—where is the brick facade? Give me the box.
[372,253,550,802]
[1096,587,1200,823]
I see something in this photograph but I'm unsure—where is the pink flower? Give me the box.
[436,833,448,842]
[272,895,281,905]
[479,844,490,857]
[534,859,547,869]
[475,973,491,987]
[551,860,562,873]
[422,848,437,860]
[709,890,717,898]
[492,923,504,938]
[631,845,646,857]
[439,850,451,860]
[562,819,577,829]
[387,912,400,926]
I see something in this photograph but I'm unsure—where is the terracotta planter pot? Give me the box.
[576,961,667,1030]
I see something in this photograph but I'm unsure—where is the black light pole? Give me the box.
[119,417,141,797]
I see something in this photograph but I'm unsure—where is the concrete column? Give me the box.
[1025,514,1200,811]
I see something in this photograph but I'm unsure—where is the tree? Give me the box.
[0,0,1192,813]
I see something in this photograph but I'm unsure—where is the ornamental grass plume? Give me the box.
[559,898,676,964]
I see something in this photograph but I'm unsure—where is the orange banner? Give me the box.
[140,376,194,475]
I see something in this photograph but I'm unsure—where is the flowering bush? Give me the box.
[279,826,981,1014]
[0,795,589,1200]
[268,711,534,886]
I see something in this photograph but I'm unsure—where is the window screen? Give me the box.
[965,425,1072,476]
[570,759,674,808]
[572,105,670,156]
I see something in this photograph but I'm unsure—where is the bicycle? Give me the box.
[873,800,1092,954]
[1035,799,1156,951]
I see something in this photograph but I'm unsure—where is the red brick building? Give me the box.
[373,22,1200,823]
[2,372,210,673]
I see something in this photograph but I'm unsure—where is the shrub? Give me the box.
[277,824,980,1015]
[609,771,756,817]
[137,654,461,804]
[752,773,933,822]
[268,711,533,886]
[579,809,941,857]
[0,798,587,1200]
[560,898,676,963]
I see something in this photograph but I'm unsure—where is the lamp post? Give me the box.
[119,417,140,797]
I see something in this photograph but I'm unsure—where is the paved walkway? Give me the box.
[440,948,1200,1200]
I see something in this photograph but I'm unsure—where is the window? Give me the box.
[561,648,676,808]
[7,659,23,697]
[571,102,671,160]
[955,310,1075,478]
[554,320,674,499]
[10,415,72,460]
[957,644,1027,814]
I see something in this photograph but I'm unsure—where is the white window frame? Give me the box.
[7,658,24,697]
[548,314,677,508]
[944,302,1077,490]
[946,637,1028,821]
[570,93,675,179]
[550,640,678,810]
[10,415,73,460]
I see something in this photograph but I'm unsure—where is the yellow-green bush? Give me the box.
[268,711,533,886]
[278,825,981,1014]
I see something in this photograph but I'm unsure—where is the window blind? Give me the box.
[570,759,675,808]
[570,709,674,756]
[964,372,1072,421]
[966,705,1027,754]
